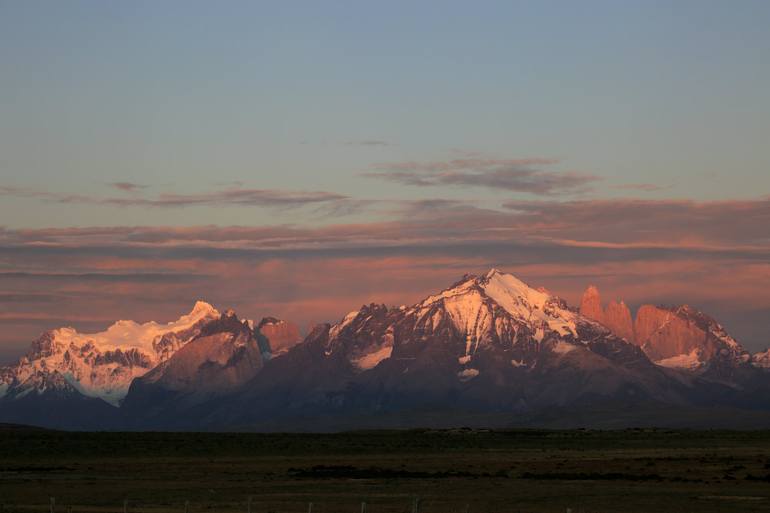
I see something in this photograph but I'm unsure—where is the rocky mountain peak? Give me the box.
[1,302,226,406]
[579,285,635,343]
[604,300,635,342]
[199,310,251,338]
[319,270,648,377]
[579,287,752,372]
[634,304,747,370]
[257,317,302,355]
[580,285,604,322]
[258,316,282,328]
[190,300,218,317]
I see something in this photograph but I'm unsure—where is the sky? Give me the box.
[1,1,769,362]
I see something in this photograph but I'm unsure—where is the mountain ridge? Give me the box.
[1,269,769,430]
[579,285,760,374]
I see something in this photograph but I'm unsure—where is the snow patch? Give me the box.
[482,269,549,311]
[351,345,393,371]
[656,349,704,370]
[753,348,770,368]
[482,270,578,338]
[329,310,360,339]
[421,278,476,306]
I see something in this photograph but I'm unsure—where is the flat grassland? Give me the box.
[1,427,770,513]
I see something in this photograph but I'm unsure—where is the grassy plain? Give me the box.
[1,427,770,513]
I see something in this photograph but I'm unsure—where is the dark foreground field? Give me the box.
[1,426,770,513]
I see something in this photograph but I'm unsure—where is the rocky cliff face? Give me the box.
[579,286,604,322]
[258,317,301,355]
[634,305,706,362]
[579,286,635,342]
[124,310,266,412]
[579,287,756,373]
[634,304,749,370]
[605,301,635,343]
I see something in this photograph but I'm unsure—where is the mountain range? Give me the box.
[2,269,769,431]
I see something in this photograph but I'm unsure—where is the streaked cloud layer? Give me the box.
[1,196,769,361]
[365,158,599,195]
[109,182,147,192]
[4,197,768,250]
[0,185,354,212]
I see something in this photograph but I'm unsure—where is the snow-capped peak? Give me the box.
[52,301,220,353]
[478,268,551,312]
[422,269,550,310]
[322,270,590,374]
[0,302,221,406]
[418,269,577,340]
[316,269,654,385]
[181,300,219,323]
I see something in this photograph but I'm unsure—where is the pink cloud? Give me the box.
[2,196,770,360]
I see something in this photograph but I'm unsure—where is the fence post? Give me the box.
[184,500,189,513]
[307,503,313,513]
[412,497,420,513]
[50,497,55,513]
[361,502,367,513]
[247,496,252,513]
[123,499,128,513]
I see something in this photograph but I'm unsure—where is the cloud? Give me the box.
[345,139,392,147]
[0,271,206,283]
[1,239,769,363]
[0,185,97,204]
[3,197,769,253]
[364,157,599,195]
[0,293,62,304]
[2,196,770,360]
[373,157,560,172]
[0,185,355,213]
[109,182,147,193]
[105,188,350,208]
[501,198,770,247]
[614,183,669,192]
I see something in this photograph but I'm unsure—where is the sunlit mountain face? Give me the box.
[2,269,769,431]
